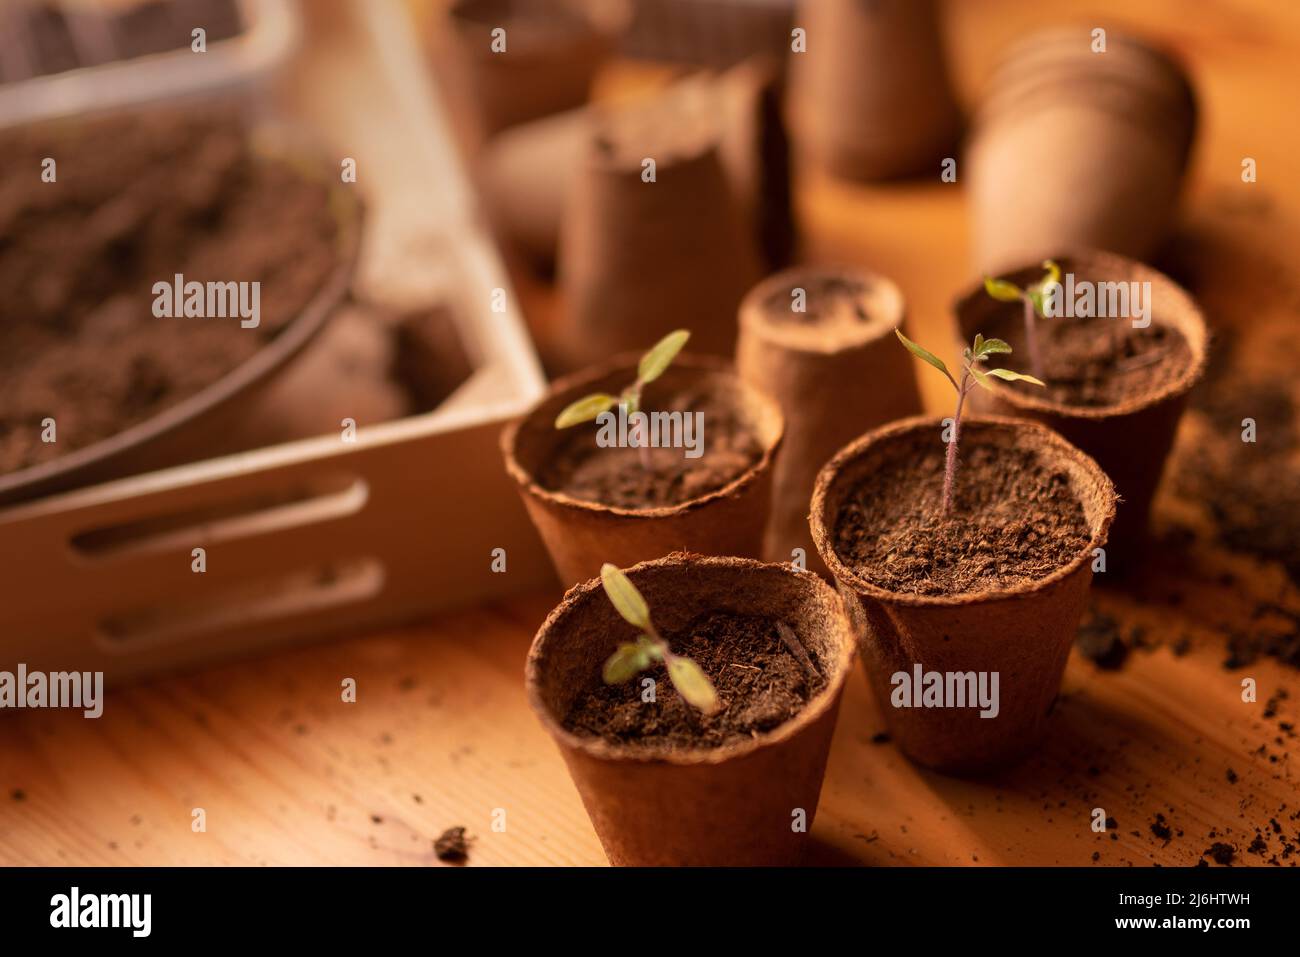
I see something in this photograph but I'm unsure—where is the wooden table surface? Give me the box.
[3,0,1299,866]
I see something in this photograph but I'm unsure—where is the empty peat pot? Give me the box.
[558,87,763,365]
[482,57,793,272]
[788,0,961,180]
[444,0,628,139]
[967,27,1196,273]
[954,250,1207,559]
[736,265,921,572]
[501,355,783,586]
[525,554,856,865]
[811,416,1116,774]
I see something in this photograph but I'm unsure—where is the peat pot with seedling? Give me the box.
[956,250,1207,559]
[525,555,856,866]
[811,332,1116,774]
[501,332,783,586]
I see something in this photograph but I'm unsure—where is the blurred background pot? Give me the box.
[481,57,793,273]
[444,0,630,141]
[788,0,961,180]
[526,553,855,865]
[967,27,1197,274]
[811,417,1115,774]
[501,355,782,587]
[557,105,761,364]
[736,264,920,573]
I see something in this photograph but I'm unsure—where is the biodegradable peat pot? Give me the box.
[526,554,856,866]
[483,58,793,273]
[445,0,628,139]
[788,0,961,180]
[954,250,1207,559]
[968,28,1196,273]
[557,100,763,365]
[736,265,921,572]
[811,417,1116,774]
[501,355,783,587]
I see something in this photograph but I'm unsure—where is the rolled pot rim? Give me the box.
[738,262,906,355]
[951,248,1209,421]
[500,353,784,520]
[524,553,857,766]
[810,414,1117,608]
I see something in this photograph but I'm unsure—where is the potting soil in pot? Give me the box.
[981,312,1193,408]
[563,611,827,748]
[536,385,763,508]
[0,110,341,475]
[833,440,1090,597]
[761,273,879,329]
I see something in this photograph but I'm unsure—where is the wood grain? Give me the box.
[2,0,1299,866]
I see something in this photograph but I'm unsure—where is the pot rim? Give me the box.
[951,248,1209,421]
[500,353,784,520]
[810,414,1117,608]
[737,262,905,355]
[524,553,857,766]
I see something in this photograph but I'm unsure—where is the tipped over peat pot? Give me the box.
[967,28,1196,273]
[526,554,856,865]
[501,355,783,586]
[811,417,1116,774]
[736,265,921,572]
[954,251,1207,559]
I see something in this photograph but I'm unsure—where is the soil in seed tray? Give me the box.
[833,441,1090,597]
[563,611,826,749]
[0,110,341,475]
[536,385,763,509]
[982,311,1192,408]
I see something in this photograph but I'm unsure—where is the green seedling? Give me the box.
[896,330,1045,515]
[982,259,1060,382]
[554,329,690,469]
[554,329,690,428]
[598,563,720,715]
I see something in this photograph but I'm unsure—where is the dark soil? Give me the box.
[538,384,763,509]
[832,441,1091,596]
[762,274,877,328]
[0,110,341,475]
[983,311,1192,408]
[563,611,826,749]
[433,826,471,864]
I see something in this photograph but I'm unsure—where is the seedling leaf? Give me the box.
[979,337,1012,356]
[599,563,650,630]
[666,656,720,714]
[1041,259,1061,285]
[969,365,993,390]
[555,393,618,428]
[895,329,953,383]
[638,329,690,384]
[985,368,1046,387]
[603,642,652,684]
[983,277,1022,302]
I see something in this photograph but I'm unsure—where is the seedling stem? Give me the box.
[895,330,1045,515]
